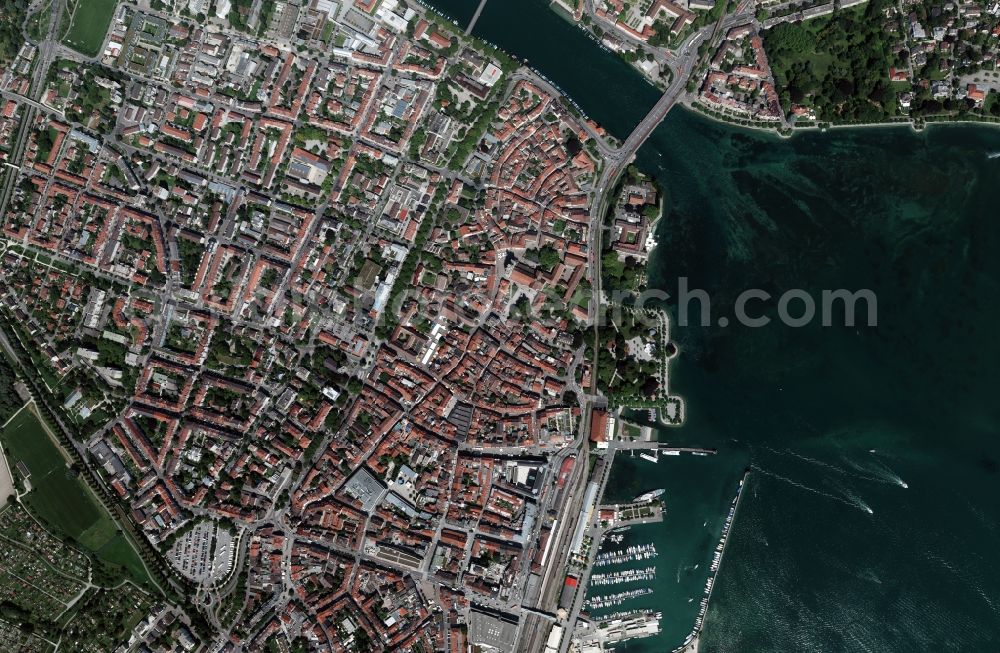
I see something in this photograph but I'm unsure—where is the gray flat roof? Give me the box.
[468,607,519,653]
[343,467,387,512]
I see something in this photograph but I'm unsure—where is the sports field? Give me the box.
[61,0,117,57]
[0,406,150,585]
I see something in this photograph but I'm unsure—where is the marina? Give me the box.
[587,471,749,650]
[579,451,747,652]
[594,543,658,568]
[589,566,657,587]
[583,588,654,610]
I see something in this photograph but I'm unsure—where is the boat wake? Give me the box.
[769,445,904,488]
[870,460,908,488]
[766,446,848,475]
[845,458,909,489]
[859,569,883,585]
[751,465,872,513]
[839,488,874,514]
[762,447,899,506]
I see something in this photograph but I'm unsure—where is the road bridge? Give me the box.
[465,0,489,35]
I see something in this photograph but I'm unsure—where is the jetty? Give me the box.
[609,441,717,455]
[672,468,751,653]
[583,587,653,610]
[598,501,664,528]
[590,566,657,587]
[594,543,658,568]
[659,445,717,455]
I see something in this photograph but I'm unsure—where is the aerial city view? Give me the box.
[0,0,998,650]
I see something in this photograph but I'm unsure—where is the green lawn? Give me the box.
[61,0,117,57]
[622,422,643,439]
[0,407,151,585]
[985,92,999,115]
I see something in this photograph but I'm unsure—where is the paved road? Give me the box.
[585,26,706,347]
[550,12,753,651]
[508,71,620,157]
[581,0,675,69]
[533,33,704,653]
[0,0,68,218]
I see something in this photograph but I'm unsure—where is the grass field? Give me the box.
[61,0,117,57]
[0,407,151,586]
[621,422,643,439]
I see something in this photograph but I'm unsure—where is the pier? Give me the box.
[672,469,751,653]
[594,543,658,568]
[590,566,657,587]
[465,0,489,35]
[658,445,717,455]
[584,587,654,610]
[598,501,664,528]
[574,610,662,652]
[606,440,717,454]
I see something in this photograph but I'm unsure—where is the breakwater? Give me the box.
[673,469,750,651]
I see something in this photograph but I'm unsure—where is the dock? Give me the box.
[672,469,751,653]
[598,501,664,528]
[609,440,716,454]
[658,445,717,455]
[577,610,662,651]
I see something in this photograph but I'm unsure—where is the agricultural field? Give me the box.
[0,406,151,585]
[61,0,117,57]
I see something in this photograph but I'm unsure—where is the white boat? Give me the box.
[634,488,666,502]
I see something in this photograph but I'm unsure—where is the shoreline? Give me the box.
[529,0,1000,145]
[685,99,1000,140]
[547,0,670,91]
